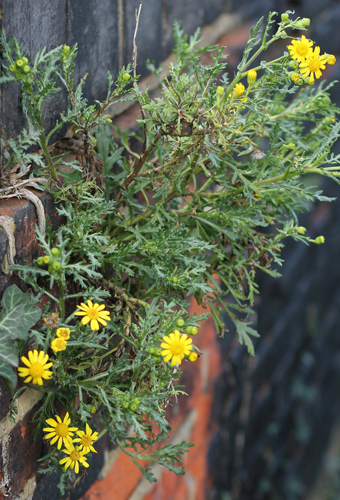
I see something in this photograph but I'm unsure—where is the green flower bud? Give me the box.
[296,78,304,86]
[9,64,17,73]
[287,143,296,150]
[216,86,225,96]
[42,255,50,265]
[315,235,325,244]
[122,402,129,409]
[302,18,310,28]
[176,318,185,327]
[22,56,29,65]
[63,45,70,54]
[16,59,24,68]
[52,261,61,271]
[36,256,44,265]
[169,276,178,284]
[153,355,162,362]
[297,226,306,235]
[48,264,54,274]
[324,116,335,125]
[280,30,288,38]
[23,65,31,74]
[51,247,60,257]
[148,347,156,355]
[15,73,23,81]
[288,60,299,70]
[129,403,138,412]
[123,72,130,81]
[132,398,140,406]
[281,13,289,22]
[156,347,162,355]
[303,77,313,86]
[186,326,198,335]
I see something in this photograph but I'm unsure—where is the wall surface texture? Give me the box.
[1,0,340,499]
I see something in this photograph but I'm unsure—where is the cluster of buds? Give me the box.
[9,55,32,84]
[36,247,62,274]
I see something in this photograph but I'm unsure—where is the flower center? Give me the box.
[81,435,92,446]
[87,308,99,320]
[55,422,69,437]
[296,42,309,57]
[308,58,321,72]
[55,339,65,349]
[170,341,185,355]
[29,363,45,378]
[70,450,80,461]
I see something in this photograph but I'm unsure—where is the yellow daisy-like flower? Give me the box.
[59,441,89,474]
[160,330,193,366]
[43,412,78,450]
[74,300,111,331]
[247,69,257,84]
[73,423,98,453]
[56,327,71,340]
[51,338,67,353]
[288,35,313,62]
[233,83,245,97]
[18,350,53,386]
[299,46,327,84]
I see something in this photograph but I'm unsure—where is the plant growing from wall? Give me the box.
[0,10,340,493]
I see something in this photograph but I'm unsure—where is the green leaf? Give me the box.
[233,319,260,356]
[0,360,17,392]
[0,339,19,366]
[0,304,26,340]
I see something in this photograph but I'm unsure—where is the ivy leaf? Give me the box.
[0,360,17,393]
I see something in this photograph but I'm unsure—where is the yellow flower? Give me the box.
[74,300,111,331]
[233,83,245,96]
[288,35,313,62]
[43,412,78,449]
[327,54,336,65]
[51,338,67,353]
[73,423,98,453]
[299,46,327,84]
[18,350,53,385]
[160,330,193,366]
[59,441,89,474]
[56,327,71,340]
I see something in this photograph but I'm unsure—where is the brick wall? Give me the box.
[2,1,340,499]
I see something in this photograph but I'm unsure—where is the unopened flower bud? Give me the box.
[247,69,257,85]
[288,60,299,70]
[123,72,130,81]
[176,318,185,327]
[63,45,70,54]
[43,255,50,264]
[297,226,306,235]
[23,65,31,74]
[296,78,304,86]
[16,59,24,68]
[22,56,29,65]
[301,18,310,28]
[281,13,289,22]
[216,86,225,96]
[233,83,245,97]
[9,64,17,73]
[315,236,325,244]
[188,352,198,362]
[327,54,336,65]
[291,72,300,82]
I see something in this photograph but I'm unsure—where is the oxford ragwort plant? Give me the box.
[1,10,340,493]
